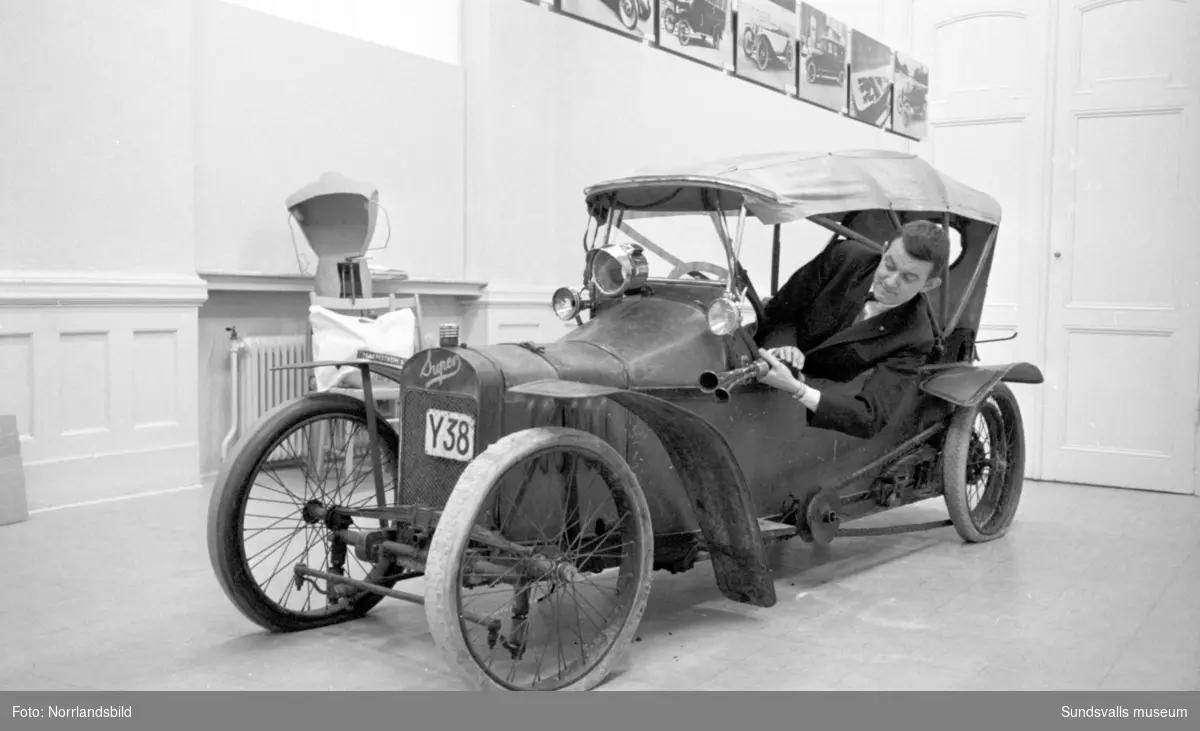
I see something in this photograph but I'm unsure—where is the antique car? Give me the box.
[802,36,847,86]
[741,20,796,72]
[207,150,1041,692]
[662,0,728,49]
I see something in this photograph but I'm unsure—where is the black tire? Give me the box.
[207,392,401,632]
[806,61,817,84]
[425,427,654,691]
[942,383,1026,542]
[663,10,676,34]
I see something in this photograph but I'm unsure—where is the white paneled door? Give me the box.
[1041,0,1198,493]
[911,0,1056,479]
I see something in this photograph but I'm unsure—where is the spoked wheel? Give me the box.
[662,9,676,34]
[677,20,693,46]
[207,392,403,632]
[785,41,796,70]
[617,0,638,29]
[754,38,769,71]
[941,383,1026,542]
[425,427,654,691]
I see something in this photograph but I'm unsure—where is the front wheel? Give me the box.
[425,427,654,691]
[617,0,638,29]
[207,392,402,632]
[941,383,1026,542]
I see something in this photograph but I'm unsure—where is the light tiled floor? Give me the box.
[1,481,1195,691]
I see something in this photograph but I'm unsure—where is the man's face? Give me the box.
[870,237,942,306]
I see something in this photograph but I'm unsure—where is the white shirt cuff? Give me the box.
[793,385,821,412]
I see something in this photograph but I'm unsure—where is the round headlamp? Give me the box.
[551,287,584,321]
[706,296,743,336]
[590,243,650,297]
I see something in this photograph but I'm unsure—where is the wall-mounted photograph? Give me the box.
[796,2,847,112]
[735,0,798,94]
[659,0,734,70]
[848,28,893,127]
[892,51,930,140]
[559,0,656,41]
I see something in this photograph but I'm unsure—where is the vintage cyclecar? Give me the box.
[208,150,1042,691]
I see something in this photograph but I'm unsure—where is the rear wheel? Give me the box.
[425,427,654,691]
[207,392,403,632]
[941,383,1026,542]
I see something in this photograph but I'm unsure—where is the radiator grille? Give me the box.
[400,389,479,508]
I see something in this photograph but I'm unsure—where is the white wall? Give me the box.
[221,0,463,65]
[0,0,204,509]
[193,0,466,281]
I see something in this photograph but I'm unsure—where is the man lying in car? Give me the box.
[753,219,950,440]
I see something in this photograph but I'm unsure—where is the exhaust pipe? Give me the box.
[698,359,769,402]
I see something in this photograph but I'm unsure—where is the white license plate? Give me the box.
[424,408,476,462]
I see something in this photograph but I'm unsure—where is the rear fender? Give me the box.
[507,379,777,608]
[920,362,1044,408]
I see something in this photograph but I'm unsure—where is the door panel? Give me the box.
[1041,0,1198,493]
[911,0,1054,478]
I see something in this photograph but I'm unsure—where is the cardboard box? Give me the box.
[0,415,29,526]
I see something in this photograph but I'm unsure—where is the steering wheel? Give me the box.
[667,261,729,281]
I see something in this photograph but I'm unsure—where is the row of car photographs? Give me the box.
[531,0,929,141]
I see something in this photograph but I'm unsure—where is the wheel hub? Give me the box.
[965,433,987,484]
[300,500,325,525]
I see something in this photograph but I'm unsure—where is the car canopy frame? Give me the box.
[582,150,1004,351]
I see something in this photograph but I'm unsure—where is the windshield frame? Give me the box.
[591,192,750,302]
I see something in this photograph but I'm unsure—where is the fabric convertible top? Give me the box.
[583,150,1002,227]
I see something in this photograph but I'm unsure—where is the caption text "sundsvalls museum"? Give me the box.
[1062,705,1188,719]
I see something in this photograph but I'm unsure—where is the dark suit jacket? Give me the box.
[754,238,936,439]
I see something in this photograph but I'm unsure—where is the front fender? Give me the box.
[507,379,776,609]
[920,362,1044,408]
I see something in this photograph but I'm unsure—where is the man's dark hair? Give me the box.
[892,219,951,280]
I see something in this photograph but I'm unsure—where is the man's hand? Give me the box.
[757,348,805,395]
[765,346,805,374]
